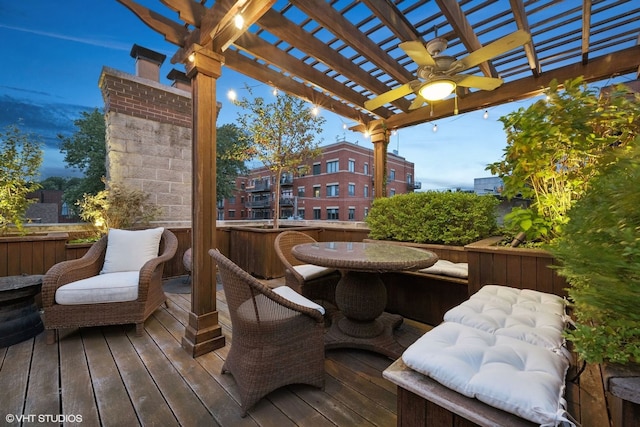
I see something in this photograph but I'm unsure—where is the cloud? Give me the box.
[0,24,131,52]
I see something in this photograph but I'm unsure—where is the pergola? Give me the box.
[117,0,640,356]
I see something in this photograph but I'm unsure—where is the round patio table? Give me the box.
[292,241,437,358]
[0,274,44,348]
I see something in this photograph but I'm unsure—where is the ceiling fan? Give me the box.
[364,29,531,112]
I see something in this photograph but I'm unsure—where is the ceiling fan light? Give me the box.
[419,79,456,101]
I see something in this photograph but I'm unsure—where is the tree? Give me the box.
[58,108,106,211]
[0,125,43,234]
[235,91,325,228]
[216,123,252,201]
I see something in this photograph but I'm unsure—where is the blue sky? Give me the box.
[0,1,634,190]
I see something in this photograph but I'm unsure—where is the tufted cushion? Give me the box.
[402,322,572,426]
[55,272,139,305]
[292,264,337,281]
[419,259,468,278]
[444,285,569,352]
[101,227,164,274]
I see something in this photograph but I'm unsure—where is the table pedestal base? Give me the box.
[325,311,405,359]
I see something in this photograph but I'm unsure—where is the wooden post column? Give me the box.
[370,127,390,199]
[182,46,225,357]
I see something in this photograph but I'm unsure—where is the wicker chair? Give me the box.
[274,231,341,306]
[42,229,178,343]
[209,249,325,416]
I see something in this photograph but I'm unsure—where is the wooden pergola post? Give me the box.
[370,126,390,198]
[181,45,225,357]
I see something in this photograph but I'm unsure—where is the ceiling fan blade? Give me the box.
[399,41,436,67]
[364,83,414,111]
[455,74,503,91]
[409,94,426,110]
[454,30,531,72]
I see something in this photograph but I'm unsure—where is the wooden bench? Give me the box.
[384,285,611,427]
[384,357,609,427]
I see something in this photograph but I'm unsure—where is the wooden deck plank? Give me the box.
[579,363,610,427]
[82,327,140,426]
[130,316,225,426]
[59,329,101,425]
[0,338,32,417]
[104,328,180,427]
[23,333,60,418]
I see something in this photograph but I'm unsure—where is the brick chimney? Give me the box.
[129,44,166,82]
[167,68,191,91]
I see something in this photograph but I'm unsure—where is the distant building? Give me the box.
[219,140,420,221]
[474,177,503,196]
[25,190,77,223]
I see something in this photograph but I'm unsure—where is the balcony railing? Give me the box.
[245,199,271,208]
[407,181,422,190]
[245,181,271,192]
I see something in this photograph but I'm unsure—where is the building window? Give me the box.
[241,210,246,218]
[364,163,369,175]
[327,208,339,220]
[313,208,321,219]
[389,169,396,180]
[348,208,355,220]
[228,196,236,204]
[327,160,339,173]
[348,159,355,172]
[364,207,369,217]
[297,186,305,197]
[313,163,321,175]
[228,210,235,218]
[297,209,305,219]
[326,184,339,197]
[364,185,369,198]
[407,173,413,183]
[313,185,321,198]
[348,183,355,196]
[390,188,396,196]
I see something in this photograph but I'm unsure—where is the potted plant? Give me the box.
[487,77,640,244]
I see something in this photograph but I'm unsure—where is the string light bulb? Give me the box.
[188,52,196,63]
[272,87,278,96]
[311,105,320,116]
[234,14,244,29]
[432,123,438,133]
[227,89,237,101]
[483,110,489,119]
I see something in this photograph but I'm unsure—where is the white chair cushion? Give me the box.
[444,285,569,352]
[402,322,572,426]
[418,259,468,278]
[273,285,325,315]
[55,272,139,305]
[292,264,336,281]
[101,227,164,274]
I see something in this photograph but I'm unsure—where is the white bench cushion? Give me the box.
[444,285,569,352]
[419,259,468,278]
[292,264,336,281]
[55,272,139,305]
[402,322,572,426]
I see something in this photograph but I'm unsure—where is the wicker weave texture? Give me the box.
[42,229,178,342]
[209,249,325,415]
[274,231,341,304]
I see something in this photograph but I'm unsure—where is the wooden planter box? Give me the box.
[465,236,568,297]
[0,232,69,276]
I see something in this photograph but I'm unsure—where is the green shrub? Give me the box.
[77,180,162,236]
[366,191,499,246]
[550,138,640,364]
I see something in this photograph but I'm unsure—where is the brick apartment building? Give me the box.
[219,140,420,221]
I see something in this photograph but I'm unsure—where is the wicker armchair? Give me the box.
[209,249,325,416]
[42,229,178,343]
[274,231,341,306]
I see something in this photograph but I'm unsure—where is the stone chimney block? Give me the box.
[130,44,166,82]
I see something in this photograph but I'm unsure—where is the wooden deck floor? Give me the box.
[1,279,431,426]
